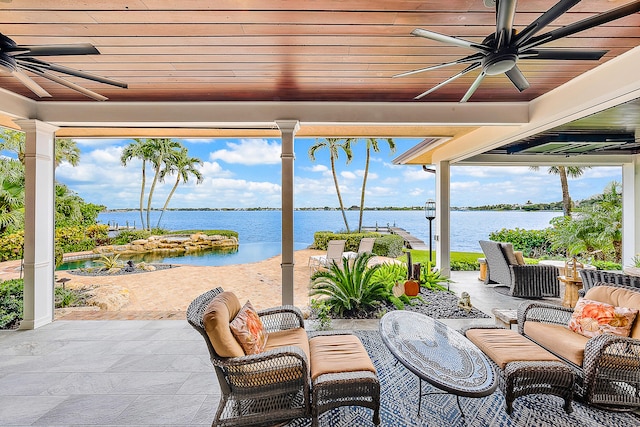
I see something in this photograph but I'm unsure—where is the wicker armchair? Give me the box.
[479,240,559,298]
[579,269,640,294]
[187,287,310,427]
[518,284,640,410]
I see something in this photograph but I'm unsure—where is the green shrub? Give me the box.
[312,231,382,252]
[55,287,81,308]
[591,261,622,271]
[0,231,24,262]
[0,279,23,329]
[372,235,405,257]
[55,226,97,253]
[450,260,478,271]
[112,229,152,244]
[310,252,386,317]
[419,262,450,291]
[488,227,559,258]
[171,229,238,239]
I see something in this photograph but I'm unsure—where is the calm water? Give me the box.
[90,209,561,266]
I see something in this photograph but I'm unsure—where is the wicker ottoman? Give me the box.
[465,328,574,415]
[309,335,380,427]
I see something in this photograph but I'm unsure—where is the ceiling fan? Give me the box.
[394,0,640,102]
[0,32,127,101]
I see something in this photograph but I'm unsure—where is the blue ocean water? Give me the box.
[94,209,560,266]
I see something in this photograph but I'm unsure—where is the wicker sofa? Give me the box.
[579,269,640,294]
[518,283,640,409]
[479,240,559,298]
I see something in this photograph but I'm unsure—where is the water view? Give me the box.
[87,209,561,266]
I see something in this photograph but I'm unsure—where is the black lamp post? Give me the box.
[424,199,436,263]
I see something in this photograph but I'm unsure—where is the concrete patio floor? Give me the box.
[0,271,564,426]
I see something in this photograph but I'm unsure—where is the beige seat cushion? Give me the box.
[265,327,311,362]
[514,251,525,266]
[500,243,519,265]
[585,285,640,339]
[309,335,376,380]
[466,328,559,370]
[202,291,244,358]
[524,321,589,366]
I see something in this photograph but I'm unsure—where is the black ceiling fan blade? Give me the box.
[495,0,518,49]
[11,68,51,97]
[10,43,99,57]
[19,63,108,101]
[460,70,486,103]
[393,53,484,78]
[514,0,581,48]
[411,29,491,54]
[414,63,481,100]
[504,66,530,92]
[520,1,640,51]
[17,57,128,88]
[519,49,607,60]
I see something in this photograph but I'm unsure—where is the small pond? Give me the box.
[57,241,311,270]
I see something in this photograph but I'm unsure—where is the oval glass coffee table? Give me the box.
[380,311,497,419]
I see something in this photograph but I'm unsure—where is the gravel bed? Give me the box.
[67,264,176,277]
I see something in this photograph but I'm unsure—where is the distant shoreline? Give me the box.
[104,205,563,213]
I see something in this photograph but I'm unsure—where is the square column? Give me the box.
[434,160,451,277]
[622,155,640,267]
[276,120,299,306]
[16,120,58,329]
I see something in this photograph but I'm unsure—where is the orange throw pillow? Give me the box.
[568,298,638,338]
[230,301,268,355]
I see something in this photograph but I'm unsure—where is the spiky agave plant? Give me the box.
[310,252,386,317]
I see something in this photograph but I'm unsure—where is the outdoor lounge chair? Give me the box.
[479,240,559,298]
[308,239,346,271]
[343,237,376,259]
[579,269,640,294]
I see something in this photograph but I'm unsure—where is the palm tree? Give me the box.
[308,138,354,232]
[0,130,80,167]
[121,139,153,229]
[530,166,590,217]
[156,147,203,228]
[0,158,25,234]
[358,138,396,232]
[144,138,182,230]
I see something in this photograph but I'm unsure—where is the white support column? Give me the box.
[435,160,451,277]
[16,120,58,329]
[276,120,299,306]
[622,155,640,268]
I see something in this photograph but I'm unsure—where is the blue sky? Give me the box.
[52,137,622,209]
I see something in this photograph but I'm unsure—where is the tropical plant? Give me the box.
[309,252,386,317]
[121,138,152,229]
[95,253,124,270]
[55,286,84,308]
[370,262,414,310]
[0,129,80,167]
[419,262,450,291]
[0,279,23,329]
[310,298,332,330]
[156,147,203,228]
[358,138,396,232]
[0,158,25,234]
[530,165,590,217]
[308,137,355,233]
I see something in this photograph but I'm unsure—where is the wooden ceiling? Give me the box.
[1,0,639,103]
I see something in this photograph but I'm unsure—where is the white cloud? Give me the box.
[307,164,328,173]
[341,171,357,180]
[200,161,233,177]
[209,139,281,165]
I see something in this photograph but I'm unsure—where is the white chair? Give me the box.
[343,237,376,259]
[308,239,346,272]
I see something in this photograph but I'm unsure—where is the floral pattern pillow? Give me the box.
[568,298,638,338]
[229,300,268,355]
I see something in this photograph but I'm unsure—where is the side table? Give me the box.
[492,308,518,329]
[558,275,583,308]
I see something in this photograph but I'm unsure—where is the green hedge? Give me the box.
[0,279,23,329]
[0,231,24,262]
[488,227,558,258]
[311,231,404,258]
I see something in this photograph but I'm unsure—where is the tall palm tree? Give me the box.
[156,147,203,228]
[0,130,80,167]
[308,137,354,232]
[358,138,396,232]
[530,165,590,217]
[121,139,153,229]
[144,138,182,230]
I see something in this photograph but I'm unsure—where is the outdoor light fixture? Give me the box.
[424,199,436,263]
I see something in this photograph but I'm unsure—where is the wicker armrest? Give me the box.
[258,305,305,332]
[517,301,574,335]
[216,345,310,390]
[583,334,640,377]
[510,265,559,297]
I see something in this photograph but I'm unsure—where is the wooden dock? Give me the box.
[362,225,428,250]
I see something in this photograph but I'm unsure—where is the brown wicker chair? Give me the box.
[187,287,310,427]
[518,284,640,410]
[479,240,559,298]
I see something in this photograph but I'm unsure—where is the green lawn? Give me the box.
[399,250,483,267]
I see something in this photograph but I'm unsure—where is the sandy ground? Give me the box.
[1,249,395,319]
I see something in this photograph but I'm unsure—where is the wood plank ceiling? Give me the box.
[1,0,639,103]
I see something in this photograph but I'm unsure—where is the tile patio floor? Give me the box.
[0,271,564,426]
